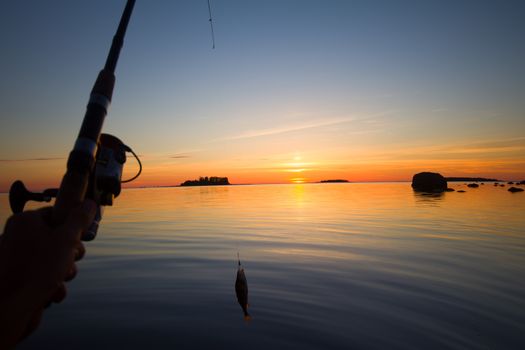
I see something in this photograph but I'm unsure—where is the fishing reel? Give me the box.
[8,133,141,241]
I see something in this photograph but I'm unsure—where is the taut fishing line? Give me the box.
[207,0,216,49]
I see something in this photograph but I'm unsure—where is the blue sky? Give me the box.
[1,0,524,189]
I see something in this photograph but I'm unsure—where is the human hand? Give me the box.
[0,200,96,349]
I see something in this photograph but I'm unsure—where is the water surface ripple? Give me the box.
[1,183,524,349]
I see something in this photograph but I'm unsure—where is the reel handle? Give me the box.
[9,178,101,242]
[9,181,58,214]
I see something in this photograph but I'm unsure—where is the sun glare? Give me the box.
[282,154,314,175]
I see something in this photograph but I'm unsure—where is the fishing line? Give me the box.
[207,0,216,49]
[121,145,142,183]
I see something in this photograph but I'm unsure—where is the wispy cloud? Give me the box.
[216,111,393,142]
[405,137,525,159]
[0,157,64,162]
[339,136,525,163]
[446,137,525,151]
[170,155,190,159]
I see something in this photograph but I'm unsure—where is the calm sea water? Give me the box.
[1,183,524,349]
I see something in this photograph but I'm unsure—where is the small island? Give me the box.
[445,177,501,182]
[320,179,349,183]
[180,176,230,187]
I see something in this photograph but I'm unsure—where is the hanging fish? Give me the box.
[235,253,251,320]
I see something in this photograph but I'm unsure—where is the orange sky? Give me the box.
[2,134,524,192]
[1,1,524,192]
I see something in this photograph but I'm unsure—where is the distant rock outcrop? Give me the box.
[445,177,501,182]
[467,183,479,188]
[411,172,447,193]
[508,187,524,193]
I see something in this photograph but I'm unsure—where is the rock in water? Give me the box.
[508,187,524,193]
[412,172,447,193]
[467,183,479,188]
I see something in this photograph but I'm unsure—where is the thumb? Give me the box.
[58,199,97,240]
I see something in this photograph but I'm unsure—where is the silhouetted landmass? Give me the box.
[320,179,349,183]
[180,176,230,187]
[445,177,501,182]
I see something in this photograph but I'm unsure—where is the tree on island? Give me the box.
[181,176,230,186]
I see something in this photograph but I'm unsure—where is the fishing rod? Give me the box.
[9,0,141,240]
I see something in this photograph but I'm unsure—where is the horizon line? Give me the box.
[1,177,519,194]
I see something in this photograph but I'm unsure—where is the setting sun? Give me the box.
[290,177,306,184]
